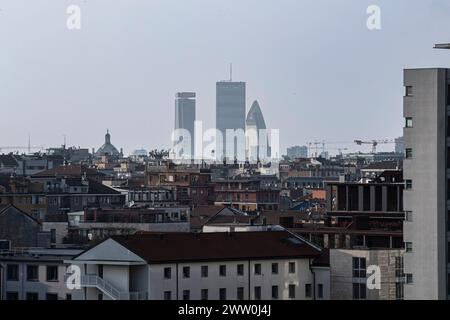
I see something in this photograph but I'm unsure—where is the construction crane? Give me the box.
[307,141,353,157]
[354,140,394,154]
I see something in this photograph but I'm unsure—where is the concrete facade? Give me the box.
[0,249,83,300]
[330,249,404,300]
[70,237,330,300]
[402,68,449,299]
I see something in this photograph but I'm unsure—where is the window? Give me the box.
[26,292,39,300]
[219,265,226,277]
[352,283,367,300]
[237,287,244,300]
[271,286,279,299]
[254,286,261,300]
[6,292,19,300]
[201,289,208,300]
[201,266,208,278]
[183,266,190,278]
[395,257,404,278]
[288,262,296,274]
[237,264,244,276]
[183,290,190,301]
[405,148,413,159]
[27,265,39,281]
[352,257,366,278]
[254,264,261,275]
[395,282,404,300]
[46,266,58,282]
[46,293,58,300]
[164,291,172,300]
[405,211,413,222]
[66,294,72,300]
[405,242,413,253]
[405,86,413,96]
[305,284,312,298]
[219,288,227,300]
[405,180,413,190]
[405,117,413,128]
[6,265,19,281]
[288,284,296,299]
[271,263,278,274]
[405,274,413,284]
[164,267,171,279]
[318,284,324,299]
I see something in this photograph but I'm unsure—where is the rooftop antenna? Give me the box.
[28,133,31,154]
[63,134,67,149]
[230,63,233,82]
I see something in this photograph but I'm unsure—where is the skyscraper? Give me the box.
[287,146,309,159]
[216,81,246,161]
[174,92,196,160]
[402,68,449,299]
[246,100,268,161]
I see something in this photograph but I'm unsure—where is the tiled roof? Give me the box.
[112,231,321,264]
[0,154,18,167]
[33,165,104,177]
[87,180,122,195]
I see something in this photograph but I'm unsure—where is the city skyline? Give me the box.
[3,1,450,155]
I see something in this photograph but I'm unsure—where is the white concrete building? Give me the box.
[0,248,83,300]
[66,231,330,300]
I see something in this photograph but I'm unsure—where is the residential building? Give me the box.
[145,161,214,206]
[330,248,405,300]
[213,175,280,212]
[42,207,190,245]
[67,231,330,300]
[0,205,51,248]
[0,248,83,300]
[402,68,449,299]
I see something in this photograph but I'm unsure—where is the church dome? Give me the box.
[95,129,121,157]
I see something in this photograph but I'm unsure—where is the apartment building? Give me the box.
[213,175,280,212]
[402,68,449,299]
[67,231,330,300]
[330,248,405,300]
[42,207,190,245]
[0,248,83,300]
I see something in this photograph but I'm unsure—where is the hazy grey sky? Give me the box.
[2,0,450,155]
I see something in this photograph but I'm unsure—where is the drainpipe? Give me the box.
[248,260,251,300]
[0,264,3,300]
[176,263,179,301]
[309,258,316,300]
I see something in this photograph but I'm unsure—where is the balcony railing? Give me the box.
[65,274,148,300]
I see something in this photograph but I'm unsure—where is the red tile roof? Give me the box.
[112,231,321,264]
[33,165,104,177]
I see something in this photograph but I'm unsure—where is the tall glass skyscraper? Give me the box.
[174,92,196,160]
[246,100,269,162]
[216,81,246,161]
